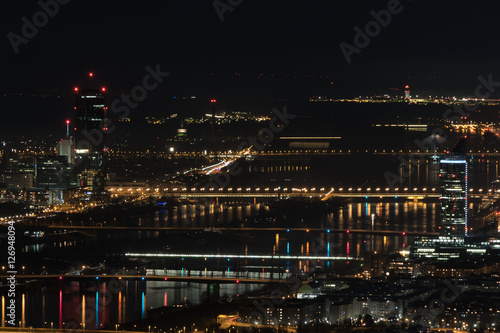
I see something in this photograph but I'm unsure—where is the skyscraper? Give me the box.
[404,85,410,99]
[439,158,467,239]
[74,82,107,193]
[412,140,468,259]
[56,120,75,165]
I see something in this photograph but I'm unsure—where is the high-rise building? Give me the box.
[73,80,107,193]
[404,85,410,99]
[35,156,75,190]
[412,140,469,259]
[439,158,467,238]
[57,120,76,165]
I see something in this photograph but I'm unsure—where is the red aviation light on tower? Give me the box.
[74,87,79,92]
[210,99,217,103]
[89,72,93,77]
[66,120,70,125]
[101,87,106,92]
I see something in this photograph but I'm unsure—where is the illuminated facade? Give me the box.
[404,85,410,99]
[412,143,469,260]
[74,87,107,192]
[56,137,75,165]
[440,158,467,238]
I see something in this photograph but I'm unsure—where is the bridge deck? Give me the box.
[0,274,282,284]
[45,226,438,236]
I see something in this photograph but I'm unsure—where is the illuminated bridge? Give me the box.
[106,186,496,200]
[0,274,284,284]
[46,226,438,237]
[123,252,360,261]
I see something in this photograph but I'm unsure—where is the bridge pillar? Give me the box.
[206,283,220,301]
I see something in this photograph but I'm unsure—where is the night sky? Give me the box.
[1,0,500,133]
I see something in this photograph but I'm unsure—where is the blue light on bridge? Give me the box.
[95,276,99,280]
[96,291,99,329]
[327,229,330,233]
[141,292,145,319]
[142,277,145,280]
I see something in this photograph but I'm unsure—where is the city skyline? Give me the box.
[4,1,500,333]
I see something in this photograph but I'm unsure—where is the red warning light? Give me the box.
[236,280,240,284]
[59,276,62,280]
[89,72,93,77]
[101,87,106,92]
[346,230,350,233]
[402,232,406,236]
[66,120,70,125]
[74,87,78,92]
[164,278,167,281]
[210,99,217,103]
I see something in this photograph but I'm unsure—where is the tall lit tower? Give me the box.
[56,120,75,165]
[74,72,107,193]
[412,140,469,259]
[404,85,410,100]
[439,142,468,239]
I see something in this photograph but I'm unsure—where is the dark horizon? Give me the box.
[1,0,500,96]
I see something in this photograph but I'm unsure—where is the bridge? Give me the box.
[45,226,437,237]
[123,253,360,261]
[0,274,283,284]
[107,148,500,159]
[105,186,497,200]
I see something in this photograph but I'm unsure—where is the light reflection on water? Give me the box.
[18,155,494,328]
[27,200,480,257]
[3,279,265,329]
